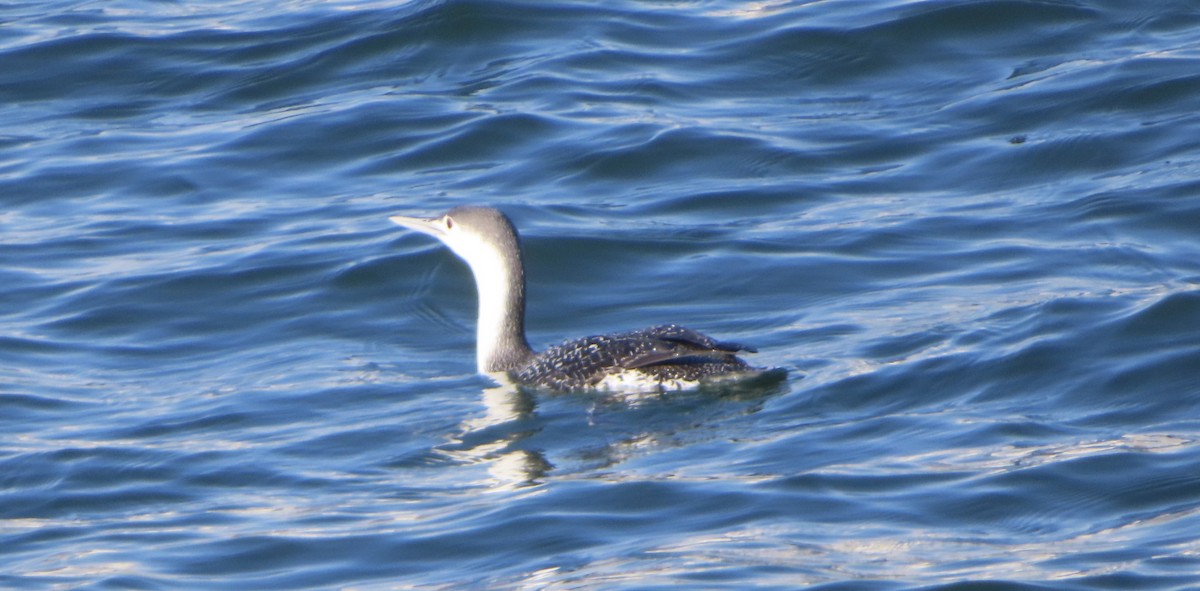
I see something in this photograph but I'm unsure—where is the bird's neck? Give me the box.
[470,247,534,373]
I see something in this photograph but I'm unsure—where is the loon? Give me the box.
[389,206,782,392]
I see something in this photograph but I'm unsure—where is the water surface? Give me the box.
[3,0,1200,589]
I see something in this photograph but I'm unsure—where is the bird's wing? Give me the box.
[629,324,757,354]
[513,325,756,390]
[604,324,755,369]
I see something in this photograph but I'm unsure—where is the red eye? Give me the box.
[445,216,455,230]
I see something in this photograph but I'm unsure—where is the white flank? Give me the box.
[595,371,694,393]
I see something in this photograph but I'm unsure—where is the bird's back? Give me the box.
[512,324,771,391]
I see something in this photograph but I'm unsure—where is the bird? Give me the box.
[389,206,784,392]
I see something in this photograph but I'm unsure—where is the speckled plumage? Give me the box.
[513,324,757,391]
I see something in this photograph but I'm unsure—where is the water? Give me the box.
[3,0,1200,588]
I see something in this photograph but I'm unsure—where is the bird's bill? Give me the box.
[389,214,445,238]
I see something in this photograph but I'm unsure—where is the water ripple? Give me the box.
[4,0,1200,588]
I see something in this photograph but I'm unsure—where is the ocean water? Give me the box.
[3,0,1200,588]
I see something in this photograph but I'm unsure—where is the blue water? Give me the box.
[4,0,1200,588]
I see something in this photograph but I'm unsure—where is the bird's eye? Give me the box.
[444,216,455,230]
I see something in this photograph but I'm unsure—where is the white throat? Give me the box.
[443,233,529,373]
[467,248,514,373]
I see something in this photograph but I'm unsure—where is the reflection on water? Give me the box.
[437,382,550,489]
[437,377,790,489]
